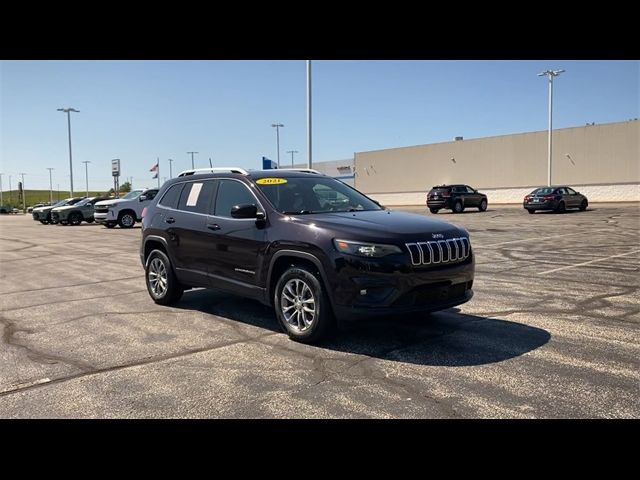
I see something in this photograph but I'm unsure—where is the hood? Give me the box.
[289,210,467,241]
[95,198,127,207]
[34,205,56,213]
[52,204,81,212]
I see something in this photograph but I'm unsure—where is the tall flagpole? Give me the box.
[157,157,160,188]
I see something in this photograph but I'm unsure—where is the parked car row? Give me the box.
[426,184,588,214]
[31,187,159,228]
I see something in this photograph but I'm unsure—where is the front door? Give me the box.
[204,178,267,296]
[465,186,481,207]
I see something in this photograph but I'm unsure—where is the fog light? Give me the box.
[360,289,367,295]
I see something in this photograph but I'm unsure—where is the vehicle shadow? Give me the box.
[173,288,550,367]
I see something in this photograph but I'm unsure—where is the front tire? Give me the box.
[429,208,439,214]
[579,199,588,211]
[69,212,83,226]
[478,199,488,212]
[118,212,136,228]
[145,250,184,305]
[274,266,335,344]
[453,201,464,213]
[527,209,535,214]
[39,220,49,224]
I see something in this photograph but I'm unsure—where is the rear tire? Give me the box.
[579,199,588,211]
[39,220,49,224]
[453,201,464,213]
[59,220,69,225]
[429,208,439,214]
[556,201,566,213]
[86,217,94,223]
[274,265,335,344]
[145,250,184,305]
[527,209,535,214]
[478,199,488,212]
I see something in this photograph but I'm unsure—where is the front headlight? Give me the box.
[333,239,402,258]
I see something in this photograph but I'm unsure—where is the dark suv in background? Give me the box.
[427,184,488,214]
[140,169,475,344]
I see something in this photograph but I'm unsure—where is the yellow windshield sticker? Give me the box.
[256,178,287,185]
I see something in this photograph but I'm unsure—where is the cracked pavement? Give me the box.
[0,204,638,418]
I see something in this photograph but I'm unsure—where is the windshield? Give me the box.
[75,197,96,207]
[122,190,144,200]
[531,187,555,195]
[255,176,382,214]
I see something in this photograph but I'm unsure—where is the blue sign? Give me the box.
[262,156,278,170]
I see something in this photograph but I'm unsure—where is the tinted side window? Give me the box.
[178,181,215,214]
[566,187,577,195]
[466,186,476,194]
[452,186,464,194]
[159,184,184,209]
[214,180,255,217]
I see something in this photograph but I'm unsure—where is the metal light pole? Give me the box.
[187,151,198,169]
[538,69,565,187]
[0,173,3,206]
[46,168,54,205]
[8,175,12,204]
[82,161,91,197]
[57,107,80,196]
[57,184,60,201]
[19,173,26,212]
[168,158,174,178]
[271,123,284,168]
[306,60,312,169]
[287,150,299,167]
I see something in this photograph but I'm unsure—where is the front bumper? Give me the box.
[94,211,114,223]
[328,251,475,321]
[51,211,67,222]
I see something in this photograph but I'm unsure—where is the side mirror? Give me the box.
[139,195,147,202]
[230,203,258,219]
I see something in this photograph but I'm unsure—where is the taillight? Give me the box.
[524,195,530,202]
[141,207,148,219]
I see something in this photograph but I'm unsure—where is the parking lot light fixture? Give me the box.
[538,69,565,187]
[57,107,80,196]
[271,124,284,168]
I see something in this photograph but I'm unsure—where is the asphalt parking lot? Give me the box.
[0,204,638,418]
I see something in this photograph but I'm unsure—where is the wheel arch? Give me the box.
[266,250,333,307]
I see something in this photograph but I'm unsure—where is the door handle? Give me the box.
[207,223,221,231]
[165,217,176,224]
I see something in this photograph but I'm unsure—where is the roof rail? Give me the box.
[275,168,324,175]
[177,167,249,177]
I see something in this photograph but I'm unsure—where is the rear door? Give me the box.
[204,178,268,293]
[162,180,217,287]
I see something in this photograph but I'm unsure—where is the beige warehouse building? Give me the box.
[305,120,639,205]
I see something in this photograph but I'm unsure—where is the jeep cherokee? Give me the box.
[140,168,475,343]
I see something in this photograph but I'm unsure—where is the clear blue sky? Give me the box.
[1,60,638,191]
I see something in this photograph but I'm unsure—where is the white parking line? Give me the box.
[537,249,640,275]
[475,232,578,248]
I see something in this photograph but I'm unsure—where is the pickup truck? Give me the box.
[94,188,159,228]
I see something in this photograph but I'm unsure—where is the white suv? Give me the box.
[94,188,159,228]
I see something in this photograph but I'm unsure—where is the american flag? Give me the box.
[149,161,159,172]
